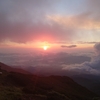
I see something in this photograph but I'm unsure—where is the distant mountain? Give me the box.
[0,62,99,100]
[0,62,30,74]
[71,74,100,96]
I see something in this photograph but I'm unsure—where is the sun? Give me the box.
[43,46,48,50]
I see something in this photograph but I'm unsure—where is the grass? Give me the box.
[0,70,100,100]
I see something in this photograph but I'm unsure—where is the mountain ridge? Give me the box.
[0,62,99,100]
[0,62,30,74]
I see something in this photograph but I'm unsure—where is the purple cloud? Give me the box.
[61,45,77,48]
[62,43,100,75]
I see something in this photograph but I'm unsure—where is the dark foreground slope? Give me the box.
[0,62,99,100]
[72,74,100,96]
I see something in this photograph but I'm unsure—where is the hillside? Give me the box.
[0,62,99,100]
[72,75,100,96]
[0,62,29,74]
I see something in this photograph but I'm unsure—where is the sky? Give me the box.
[0,0,100,52]
[1,0,100,75]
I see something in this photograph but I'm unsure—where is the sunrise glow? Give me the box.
[43,46,48,50]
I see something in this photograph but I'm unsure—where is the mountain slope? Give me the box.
[0,62,29,74]
[72,74,100,96]
[0,62,99,100]
[0,73,98,99]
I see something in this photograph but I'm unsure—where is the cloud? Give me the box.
[62,63,100,75]
[61,45,77,48]
[47,13,100,30]
[47,13,100,43]
[94,42,100,55]
[87,0,100,19]
[0,0,100,44]
[0,52,91,68]
[62,43,100,75]
[77,41,98,44]
[0,0,68,43]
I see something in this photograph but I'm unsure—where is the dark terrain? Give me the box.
[0,62,99,100]
[72,74,100,96]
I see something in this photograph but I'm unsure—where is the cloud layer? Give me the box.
[1,43,100,75]
[61,45,77,48]
[0,0,63,43]
[62,43,100,75]
[0,0,100,44]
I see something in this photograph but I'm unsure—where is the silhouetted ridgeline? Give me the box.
[72,75,100,96]
[0,62,99,100]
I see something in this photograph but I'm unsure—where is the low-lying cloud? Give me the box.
[61,45,77,48]
[62,43,100,75]
[1,43,100,75]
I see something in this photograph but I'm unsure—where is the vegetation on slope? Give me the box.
[0,69,99,100]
